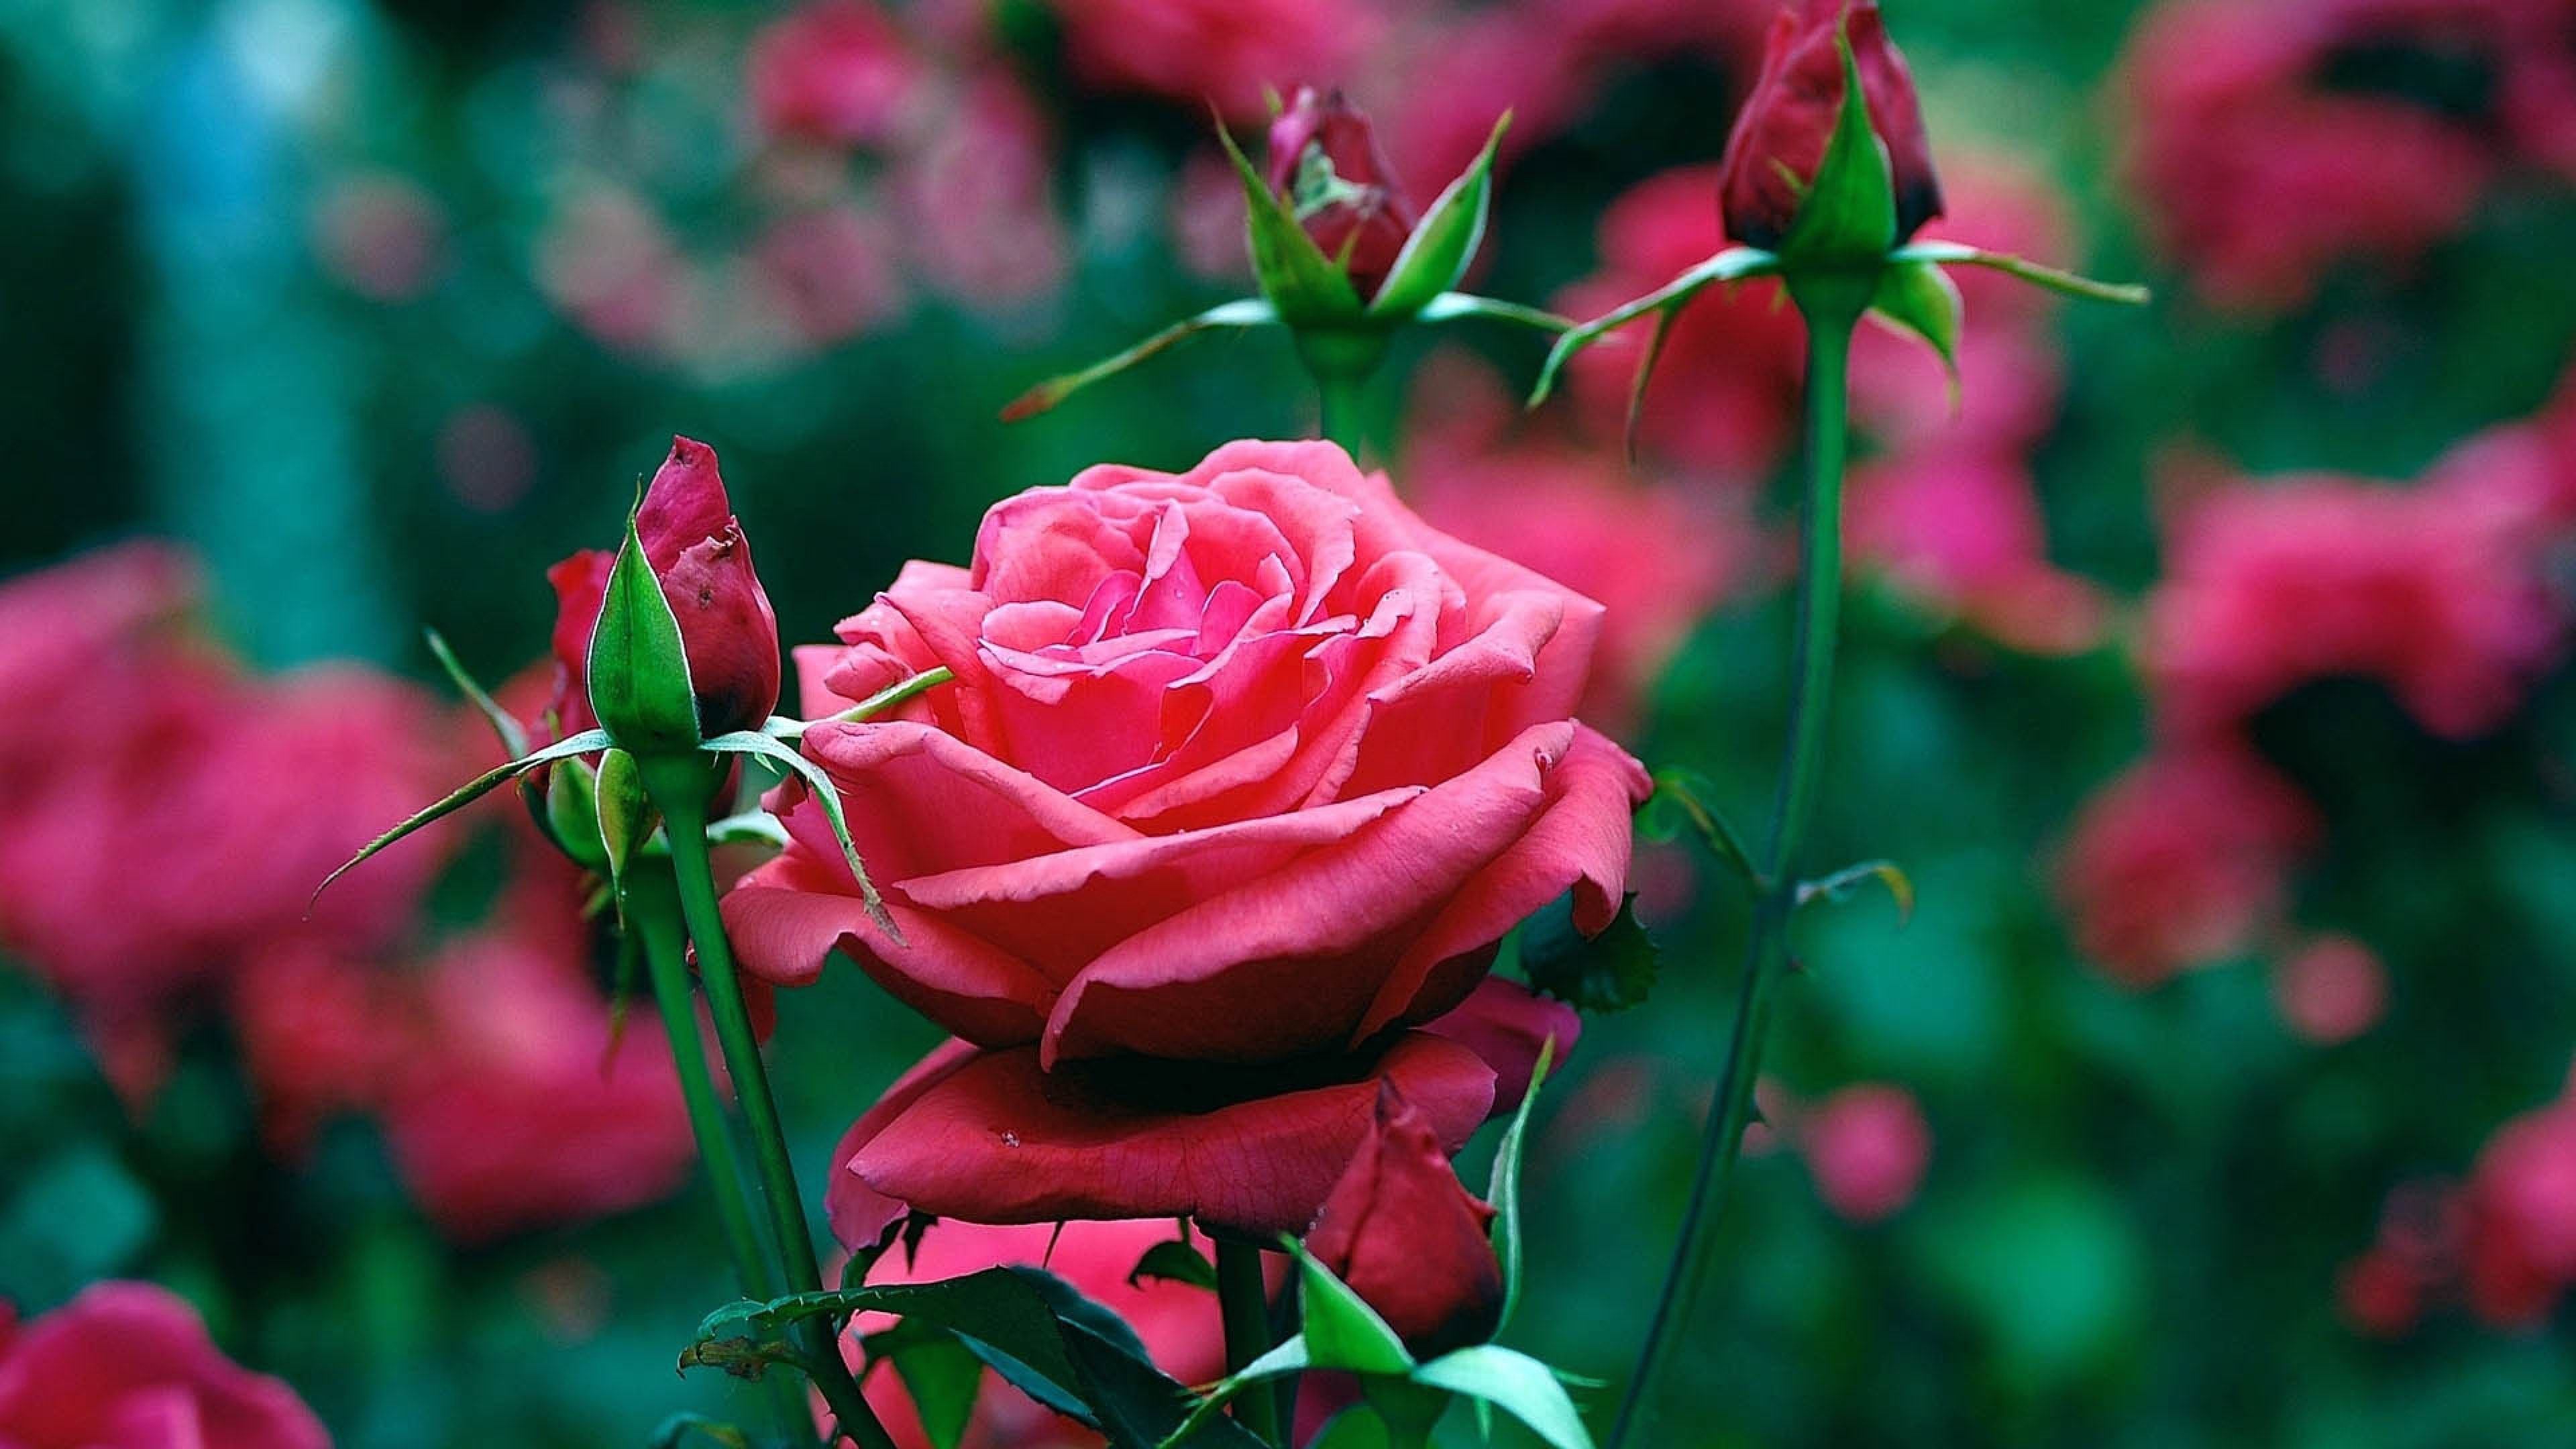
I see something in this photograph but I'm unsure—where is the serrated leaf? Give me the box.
[1778,34,1896,266]
[704,730,896,942]
[1886,239,2153,305]
[1413,292,1571,331]
[1128,1238,1220,1293]
[312,729,612,908]
[1002,301,1278,421]
[1215,117,1366,326]
[1409,1346,1595,1449]
[890,1334,986,1449]
[1528,247,1780,409]
[1487,1038,1554,1332]
[1796,859,1915,922]
[1868,259,1963,402]
[1642,767,1762,888]
[588,510,700,751]
[424,628,526,757]
[1295,1244,1415,1377]
[1518,892,1660,1014]
[1369,113,1508,318]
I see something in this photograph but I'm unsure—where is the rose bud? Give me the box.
[1717,0,1943,254]
[555,436,782,744]
[1307,1081,1505,1356]
[1267,87,1419,301]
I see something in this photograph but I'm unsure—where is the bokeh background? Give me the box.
[5,0,2576,1444]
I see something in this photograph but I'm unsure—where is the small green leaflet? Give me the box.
[1518,891,1660,1014]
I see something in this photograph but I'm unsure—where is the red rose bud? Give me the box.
[1717,0,1942,253]
[555,437,782,744]
[1267,87,1419,301]
[1307,1081,1505,1356]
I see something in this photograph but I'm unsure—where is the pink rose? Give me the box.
[1307,1082,1506,1355]
[1044,0,1376,121]
[748,0,924,150]
[730,440,1647,1234]
[0,1281,329,1449]
[1796,1083,1932,1224]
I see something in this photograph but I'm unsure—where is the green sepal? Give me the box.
[1414,292,1571,331]
[592,747,655,888]
[1361,1376,1449,1447]
[1796,858,1916,922]
[311,729,612,908]
[1867,259,1964,403]
[1518,892,1660,1014]
[1294,1242,1416,1377]
[1888,239,2153,306]
[1777,32,1898,268]
[542,753,610,873]
[764,665,957,745]
[1128,1237,1220,1293]
[1408,1345,1596,1449]
[702,729,896,941]
[1368,113,1509,319]
[1487,1037,1554,1332]
[1527,247,1781,409]
[1307,1405,1395,1449]
[1001,300,1277,422]
[1216,115,1366,327]
[704,811,792,850]
[1641,767,1763,889]
[424,628,527,758]
[588,508,701,753]
[1153,1334,1311,1449]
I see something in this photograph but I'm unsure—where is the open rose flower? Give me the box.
[727,439,1648,1234]
[0,1281,330,1449]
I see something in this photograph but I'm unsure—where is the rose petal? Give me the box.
[824,1038,983,1252]
[1419,977,1582,1116]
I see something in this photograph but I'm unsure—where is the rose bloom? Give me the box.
[2145,464,2566,743]
[2120,0,2524,309]
[0,1281,329,1449]
[847,1219,1225,1449]
[2056,747,2317,987]
[1797,1083,1932,1224]
[1044,0,1376,121]
[730,439,1647,1236]
[748,0,924,150]
[379,875,697,1242]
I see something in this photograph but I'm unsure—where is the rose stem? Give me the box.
[1317,371,1366,460]
[628,860,818,1446]
[1215,1238,1285,1444]
[647,760,902,1449]
[1604,278,1868,1449]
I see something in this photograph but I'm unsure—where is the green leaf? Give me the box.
[1001,301,1277,422]
[1623,307,1682,466]
[1128,1238,1220,1293]
[1518,892,1660,1014]
[1369,113,1508,319]
[1413,293,1571,331]
[766,665,958,745]
[543,752,610,872]
[1153,1334,1311,1449]
[1797,859,1916,922]
[592,747,654,887]
[1295,1245,1415,1377]
[1214,117,1366,326]
[889,1334,986,1449]
[588,509,701,752]
[1307,1406,1394,1449]
[1778,33,1896,266]
[1641,767,1762,888]
[311,729,612,908]
[647,1413,753,1449]
[703,730,896,941]
[1487,1038,1554,1332]
[1867,259,1963,401]
[1409,1346,1595,1449]
[1527,247,1780,409]
[1886,240,2153,306]
[424,628,526,757]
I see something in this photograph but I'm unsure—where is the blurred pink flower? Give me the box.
[752,203,906,346]
[891,74,1068,308]
[849,1219,1226,1449]
[435,405,540,515]
[1554,165,1805,480]
[2270,933,2388,1044]
[380,879,696,1242]
[0,1281,329,1449]
[2146,464,2566,741]
[230,938,417,1155]
[1045,0,1376,121]
[535,186,688,355]
[1797,1083,1932,1224]
[1847,445,2110,656]
[749,1,925,149]
[0,543,199,805]
[2056,747,2317,987]
[310,174,447,303]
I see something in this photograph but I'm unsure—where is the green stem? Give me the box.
[1603,282,1865,1449]
[627,863,815,1447]
[1317,370,1366,459]
[644,758,900,1449]
[1216,1240,1283,1445]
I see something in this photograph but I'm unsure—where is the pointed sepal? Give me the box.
[1777,33,1898,268]
[1001,301,1278,422]
[1867,258,1964,403]
[311,729,612,910]
[1368,113,1508,319]
[702,729,898,941]
[589,506,702,753]
[1216,115,1366,327]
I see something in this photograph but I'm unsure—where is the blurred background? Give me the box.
[4,0,2576,1444]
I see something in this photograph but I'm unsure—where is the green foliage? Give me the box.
[1518,893,1661,1013]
